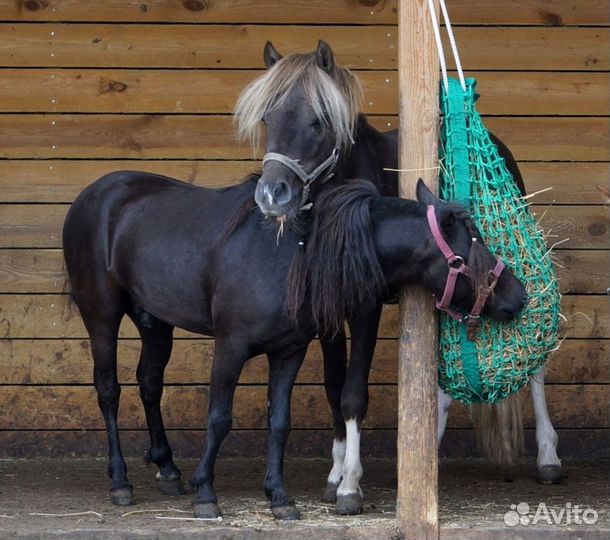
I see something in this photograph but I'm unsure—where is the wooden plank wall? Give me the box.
[0,0,608,459]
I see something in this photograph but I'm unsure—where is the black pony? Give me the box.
[63,170,525,519]
[239,40,556,515]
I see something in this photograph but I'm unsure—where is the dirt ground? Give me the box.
[0,457,607,539]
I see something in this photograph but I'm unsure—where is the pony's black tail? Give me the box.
[61,264,78,317]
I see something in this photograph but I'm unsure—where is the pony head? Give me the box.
[234,40,362,220]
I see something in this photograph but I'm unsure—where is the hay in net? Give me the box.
[438,78,561,404]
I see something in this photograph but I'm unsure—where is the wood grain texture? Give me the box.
[0,295,607,339]
[0,1,606,25]
[0,70,607,116]
[2,204,605,248]
[0,25,607,70]
[554,250,610,294]
[0,160,257,203]
[1,248,606,294]
[0,384,607,430]
[398,0,440,535]
[0,161,607,204]
[532,205,610,250]
[0,115,607,160]
[0,338,606,385]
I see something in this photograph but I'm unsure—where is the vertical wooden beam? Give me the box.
[397,1,440,539]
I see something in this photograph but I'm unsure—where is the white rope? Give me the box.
[439,0,466,90]
[426,0,466,91]
[427,0,449,91]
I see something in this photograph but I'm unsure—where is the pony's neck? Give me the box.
[337,115,398,196]
[371,198,432,292]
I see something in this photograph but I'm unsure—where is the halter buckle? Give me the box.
[448,255,465,269]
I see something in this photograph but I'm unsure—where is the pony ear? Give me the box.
[415,178,438,206]
[263,41,283,68]
[315,39,335,73]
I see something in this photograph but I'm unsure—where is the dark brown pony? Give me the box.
[63,170,526,520]
[242,40,559,514]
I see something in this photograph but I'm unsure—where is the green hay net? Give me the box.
[438,77,561,404]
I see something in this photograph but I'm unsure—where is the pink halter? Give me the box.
[426,205,505,340]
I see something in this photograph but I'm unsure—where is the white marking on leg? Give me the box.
[531,370,561,467]
[337,419,362,496]
[327,438,346,485]
[437,388,453,446]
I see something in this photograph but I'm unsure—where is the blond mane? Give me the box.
[234,52,363,153]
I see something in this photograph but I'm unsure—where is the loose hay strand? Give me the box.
[29,511,103,518]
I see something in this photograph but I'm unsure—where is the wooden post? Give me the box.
[397,1,440,539]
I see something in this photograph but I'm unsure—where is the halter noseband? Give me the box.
[426,205,505,340]
[262,147,339,207]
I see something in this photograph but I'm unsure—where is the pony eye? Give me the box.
[310,119,322,130]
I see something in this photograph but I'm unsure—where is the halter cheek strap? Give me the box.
[262,147,339,206]
[426,205,505,340]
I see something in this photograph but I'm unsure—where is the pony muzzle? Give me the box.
[254,176,295,217]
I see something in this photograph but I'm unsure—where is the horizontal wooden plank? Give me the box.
[0,337,606,385]
[0,161,607,205]
[554,250,610,294]
[1,70,607,116]
[483,117,610,162]
[0,160,256,203]
[2,428,608,460]
[518,163,610,205]
[0,115,607,160]
[532,205,610,249]
[0,295,607,339]
[0,1,606,25]
[0,25,607,70]
[0,384,607,430]
[2,203,606,249]
[2,248,607,294]
[0,0,400,23]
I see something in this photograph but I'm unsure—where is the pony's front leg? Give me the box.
[336,306,382,515]
[191,338,248,518]
[320,329,348,503]
[263,345,307,520]
[531,370,562,483]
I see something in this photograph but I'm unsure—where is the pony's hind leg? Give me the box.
[264,345,307,520]
[79,294,133,505]
[320,331,348,503]
[531,370,562,483]
[132,314,185,496]
[437,388,453,446]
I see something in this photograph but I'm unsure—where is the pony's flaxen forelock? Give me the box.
[234,52,363,153]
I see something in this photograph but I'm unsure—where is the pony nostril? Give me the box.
[272,181,292,205]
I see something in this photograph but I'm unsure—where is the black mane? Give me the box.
[286,179,386,335]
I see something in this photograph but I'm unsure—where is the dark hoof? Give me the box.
[157,476,186,496]
[537,464,563,485]
[336,493,363,515]
[192,501,222,519]
[271,503,301,521]
[110,485,135,506]
[322,482,339,503]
